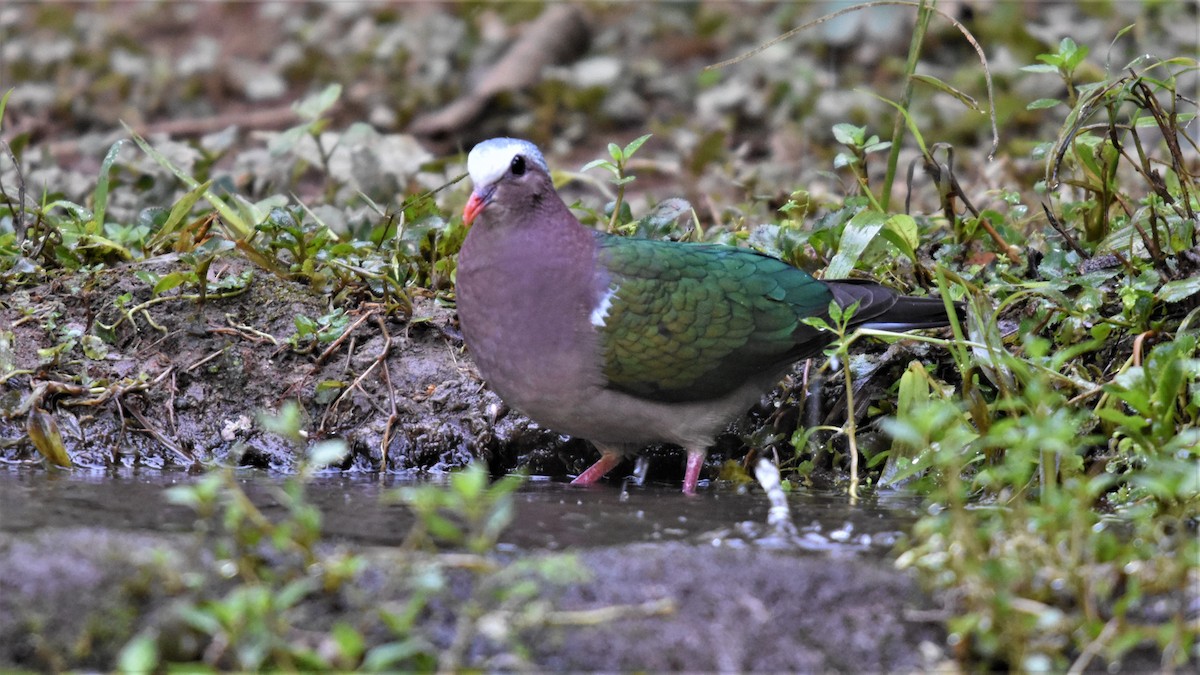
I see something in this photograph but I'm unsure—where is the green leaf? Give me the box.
[1095,407,1149,433]
[44,199,90,222]
[911,73,981,112]
[877,362,936,474]
[1158,277,1200,303]
[178,604,224,635]
[825,209,888,279]
[1020,64,1061,74]
[73,232,134,260]
[143,180,210,251]
[862,140,892,155]
[331,622,365,662]
[294,83,342,120]
[1061,38,1088,70]
[801,315,833,332]
[880,214,919,262]
[268,124,309,157]
[580,158,615,173]
[294,314,318,336]
[1096,218,1146,256]
[1152,355,1184,421]
[864,91,928,155]
[93,139,127,232]
[1107,368,1152,416]
[424,513,464,542]
[151,271,191,296]
[116,633,160,675]
[832,123,864,147]
[259,400,305,442]
[827,299,843,324]
[1026,98,1061,110]
[479,499,514,549]
[276,578,317,609]
[899,362,931,413]
[491,473,526,498]
[451,463,488,501]
[622,133,652,158]
[363,641,435,672]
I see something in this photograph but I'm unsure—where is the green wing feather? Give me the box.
[594,234,834,402]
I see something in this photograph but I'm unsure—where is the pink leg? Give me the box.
[571,449,624,486]
[682,447,707,495]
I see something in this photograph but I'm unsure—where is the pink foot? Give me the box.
[682,448,707,495]
[571,451,624,486]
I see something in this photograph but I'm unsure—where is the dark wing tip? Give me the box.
[826,280,958,331]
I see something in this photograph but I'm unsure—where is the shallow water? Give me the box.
[0,467,923,554]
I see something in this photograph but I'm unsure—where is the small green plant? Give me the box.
[832,123,891,211]
[287,308,351,352]
[389,462,523,555]
[799,299,868,498]
[254,206,334,277]
[581,133,652,231]
[891,392,1198,671]
[1022,37,1091,109]
[883,273,1199,671]
[1096,334,1200,459]
[146,236,239,299]
[823,208,922,281]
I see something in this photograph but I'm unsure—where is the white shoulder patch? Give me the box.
[590,284,620,328]
[466,137,549,188]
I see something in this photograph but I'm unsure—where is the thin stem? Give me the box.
[608,178,625,232]
[843,353,860,502]
[881,0,935,210]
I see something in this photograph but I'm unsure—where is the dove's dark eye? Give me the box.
[510,155,526,176]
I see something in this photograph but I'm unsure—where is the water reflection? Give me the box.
[0,468,923,554]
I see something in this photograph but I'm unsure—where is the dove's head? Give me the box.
[463,138,551,227]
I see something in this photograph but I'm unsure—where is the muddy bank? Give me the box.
[0,526,947,671]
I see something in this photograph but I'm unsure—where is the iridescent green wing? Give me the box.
[594,234,834,402]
